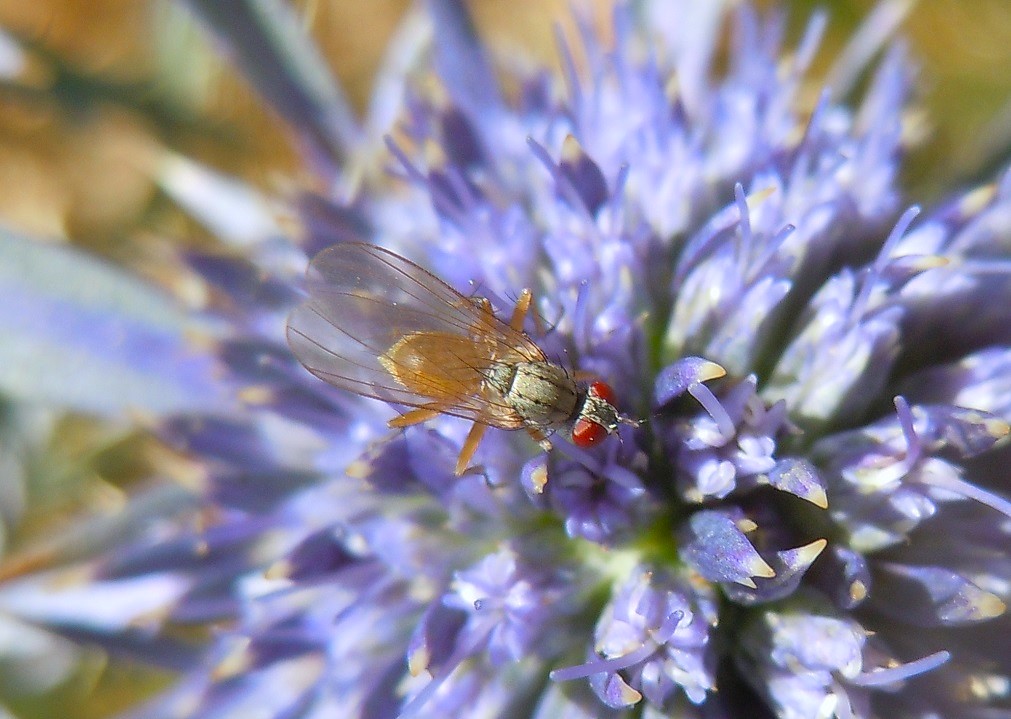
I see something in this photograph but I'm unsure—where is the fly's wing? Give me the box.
[286,243,546,426]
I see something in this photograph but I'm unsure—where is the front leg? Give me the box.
[509,289,533,332]
[525,426,553,452]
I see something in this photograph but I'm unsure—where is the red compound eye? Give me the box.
[572,418,608,446]
[589,381,615,404]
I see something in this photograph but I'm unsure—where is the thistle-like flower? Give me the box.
[1,1,1010,718]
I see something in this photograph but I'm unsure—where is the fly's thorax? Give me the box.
[486,361,579,430]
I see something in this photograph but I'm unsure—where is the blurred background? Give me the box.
[0,1,1009,716]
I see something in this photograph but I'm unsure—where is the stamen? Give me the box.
[734,183,754,274]
[526,137,603,235]
[384,136,470,227]
[851,206,920,324]
[553,22,582,107]
[827,0,915,97]
[551,610,684,681]
[850,651,950,687]
[688,382,736,439]
[608,164,630,229]
[893,398,1011,520]
[893,396,922,465]
[920,473,1011,520]
[397,614,498,719]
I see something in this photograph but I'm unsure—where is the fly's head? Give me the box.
[570,381,632,447]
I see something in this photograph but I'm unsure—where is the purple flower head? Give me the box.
[738,598,954,719]
[527,425,649,544]
[664,373,803,503]
[553,567,718,709]
[443,546,565,666]
[2,1,1010,718]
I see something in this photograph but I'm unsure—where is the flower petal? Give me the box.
[0,230,228,416]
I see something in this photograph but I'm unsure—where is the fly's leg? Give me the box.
[471,289,540,336]
[511,288,548,335]
[455,422,489,476]
[509,289,533,332]
[469,296,498,339]
[520,427,554,495]
[573,370,598,383]
[525,426,553,451]
[391,408,491,477]
[388,405,444,429]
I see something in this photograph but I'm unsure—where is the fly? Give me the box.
[286,243,638,475]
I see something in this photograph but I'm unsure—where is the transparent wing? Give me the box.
[286,242,546,427]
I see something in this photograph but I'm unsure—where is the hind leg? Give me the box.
[455,422,489,476]
[388,405,445,428]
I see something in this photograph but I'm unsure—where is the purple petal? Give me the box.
[872,563,1007,625]
[0,230,229,416]
[765,458,828,507]
[654,357,726,408]
[679,510,775,588]
[181,0,360,171]
[427,0,502,119]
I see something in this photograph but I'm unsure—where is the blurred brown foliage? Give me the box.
[1,0,1009,255]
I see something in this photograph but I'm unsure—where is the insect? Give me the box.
[286,242,637,475]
